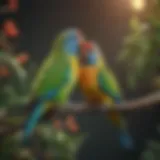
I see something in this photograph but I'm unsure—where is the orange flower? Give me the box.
[65,115,79,133]
[3,19,19,38]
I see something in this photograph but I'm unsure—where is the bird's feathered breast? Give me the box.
[79,66,98,87]
[79,66,108,102]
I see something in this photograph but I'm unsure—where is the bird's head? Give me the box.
[80,41,97,66]
[61,28,85,56]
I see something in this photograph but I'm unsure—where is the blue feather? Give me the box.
[23,89,59,143]
[39,89,59,101]
[64,34,79,54]
[120,131,134,149]
[115,97,122,104]
[23,102,44,141]
[88,53,97,64]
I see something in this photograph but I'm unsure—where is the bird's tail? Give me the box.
[107,111,134,150]
[23,101,45,144]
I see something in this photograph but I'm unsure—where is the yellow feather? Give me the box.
[70,56,79,80]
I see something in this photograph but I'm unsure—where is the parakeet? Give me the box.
[79,41,134,149]
[23,28,85,142]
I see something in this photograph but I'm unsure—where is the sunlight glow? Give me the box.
[131,0,146,11]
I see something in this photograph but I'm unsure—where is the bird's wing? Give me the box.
[97,66,122,103]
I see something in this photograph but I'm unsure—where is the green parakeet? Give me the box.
[23,28,85,142]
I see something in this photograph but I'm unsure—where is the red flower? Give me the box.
[3,19,19,38]
[65,115,79,133]
[16,52,29,65]
[8,0,19,12]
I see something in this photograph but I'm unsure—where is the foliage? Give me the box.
[118,1,160,160]
[118,1,160,90]
[140,126,160,160]
[0,51,29,107]
[0,124,85,160]
[118,17,151,89]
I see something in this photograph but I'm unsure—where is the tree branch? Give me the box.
[0,90,159,136]
[59,91,160,113]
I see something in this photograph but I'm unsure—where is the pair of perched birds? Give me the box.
[23,28,134,149]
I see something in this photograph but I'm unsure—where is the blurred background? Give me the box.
[0,0,160,160]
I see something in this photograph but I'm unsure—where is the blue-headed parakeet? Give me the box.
[79,41,134,149]
[23,28,85,142]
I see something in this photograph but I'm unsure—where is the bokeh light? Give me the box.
[131,0,146,11]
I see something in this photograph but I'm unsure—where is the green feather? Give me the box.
[98,66,122,101]
[91,42,122,101]
[32,54,74,104]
